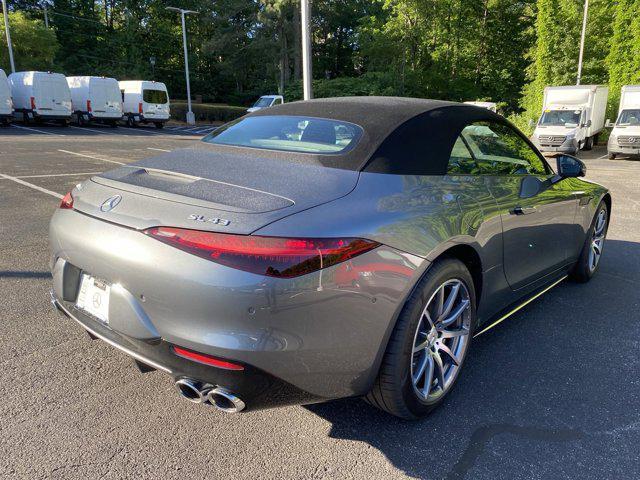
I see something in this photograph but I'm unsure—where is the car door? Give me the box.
[460,121,578,290]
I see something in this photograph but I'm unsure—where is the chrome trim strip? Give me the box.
[473,275,568,338]
[50,291,173,374]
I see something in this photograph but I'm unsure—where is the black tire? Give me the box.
[76,113,84,126]
[365,258,476,419]
[154,122,164,129]
[570,201,609,283]
[126,116,136,127]
[109,121,118,128]
[608,153,616,160]
[58,119,69,127]
[584,136,594,151]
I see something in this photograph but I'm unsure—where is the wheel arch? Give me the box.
[437,244,483,308]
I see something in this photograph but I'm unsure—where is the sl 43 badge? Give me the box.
[188,214,231,226]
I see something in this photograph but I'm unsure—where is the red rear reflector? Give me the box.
[138,102,143,114]
[172,346,244,371]
[59,191,74,209]
[144,227,380,278]
[30,96,36,110]
[86,99,92,112]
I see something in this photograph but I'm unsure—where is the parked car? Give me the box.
[247,95,284,113]
[531,85,608,154]
[67,76,123,127]
[464,101,497,112]
[8,71,72,125]
[119,80,170,128]
[607,85,640,159]
[49,97,610,419]
[0,68,12,126]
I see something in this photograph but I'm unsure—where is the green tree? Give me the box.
[0,11,59,71]
[607,0,640,112]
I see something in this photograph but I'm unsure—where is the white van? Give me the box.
[0,68,13,126]
[464,101,497,113]
[607,85,640,159]
[119,80,170,128]
[531,85,608,154]
[8,71,72,125]
[67,76,123,127]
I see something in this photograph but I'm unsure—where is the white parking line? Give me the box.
[16,172,102,179]
[119,126,164,135]
[11,124,66,136]
[597,154,609,159]
[0,172,63,199]
[57,149,126,165]
[68,125,117,135]
[147,147,171,153]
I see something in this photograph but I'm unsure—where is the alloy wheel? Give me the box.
[589,208,607,272]
[410,279,471,403]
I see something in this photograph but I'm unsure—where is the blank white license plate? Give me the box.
[76,275,111,323]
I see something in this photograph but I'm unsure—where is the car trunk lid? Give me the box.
[72,144,359,235]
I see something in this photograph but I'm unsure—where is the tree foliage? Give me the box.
[0,11,59,72]
[0,0,637,116]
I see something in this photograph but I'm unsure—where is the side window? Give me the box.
[461,122,550,175]
[447,136,478,175]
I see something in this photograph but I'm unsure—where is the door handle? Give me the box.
[512,206,537,215]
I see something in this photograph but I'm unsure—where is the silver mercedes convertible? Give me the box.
[49,97,610,419]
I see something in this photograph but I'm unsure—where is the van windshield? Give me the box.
[253,97,274,108]
[143,89,168,104]
[202,115,363,154]
[617,109,640,126]
[539,110,581,127]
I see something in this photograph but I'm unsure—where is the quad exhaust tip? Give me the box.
[174,378,245,413]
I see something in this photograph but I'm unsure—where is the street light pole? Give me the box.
[43,1,49,28]
[166,7,198,125]
[1,0,15,73]
[301,0,312,100]
[577,0,589,85]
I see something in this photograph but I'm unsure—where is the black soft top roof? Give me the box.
[232,96,512,175]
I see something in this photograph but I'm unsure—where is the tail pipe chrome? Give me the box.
[174,378,213,404]
[174,378,245,413]
[206,387,246,413]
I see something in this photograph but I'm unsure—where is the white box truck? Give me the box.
[531,85,608,154]
[0,68,13,126]
[607,85,640,159]
[119,80,170,128]
[67,76,123,127]
[8,71,72,125]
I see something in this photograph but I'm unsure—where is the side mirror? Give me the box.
[605,119,615,128]
[556,154,586,178]
[528,118,536,128]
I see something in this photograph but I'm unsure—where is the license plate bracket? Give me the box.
[75,274,111,323]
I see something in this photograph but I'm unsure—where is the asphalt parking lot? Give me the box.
[1,124,639,480]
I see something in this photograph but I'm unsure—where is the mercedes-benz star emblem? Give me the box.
[100,195,122,212]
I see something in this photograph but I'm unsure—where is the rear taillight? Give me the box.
[30,96,36,110]
[138,102,143,114]
[86,99,92,112]
[172,346,244,370]
[60,191,74,209]
[143,227,380,278]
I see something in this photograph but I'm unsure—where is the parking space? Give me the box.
[1,131,639,479]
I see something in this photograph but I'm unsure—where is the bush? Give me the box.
[171,102,247,123]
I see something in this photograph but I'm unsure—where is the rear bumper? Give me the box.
[50,290,317,410]
[49,208,425,404]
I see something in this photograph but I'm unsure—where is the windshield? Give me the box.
[202,115,363,154]
[253,97,274,108]
[539,110,581,127]
[143,89,168,104]
[617,109,640,126]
